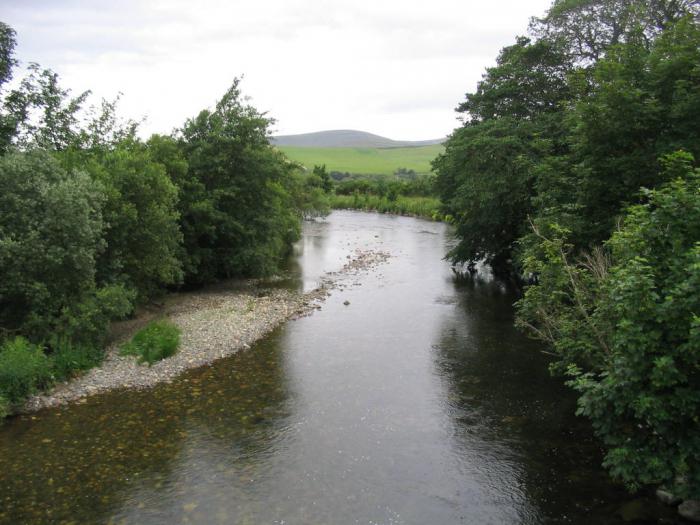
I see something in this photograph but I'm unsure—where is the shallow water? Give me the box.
[0,211,672,524]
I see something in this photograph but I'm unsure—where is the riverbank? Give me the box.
[329,194,446,221]
[22,248,391,413]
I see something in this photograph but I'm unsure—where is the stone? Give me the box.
[343,300,350,306]
[679,500,700,522]
[656,488,681,506]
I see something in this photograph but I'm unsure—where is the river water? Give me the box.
[0,211,671,524]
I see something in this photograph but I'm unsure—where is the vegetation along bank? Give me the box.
[434,0,700,513]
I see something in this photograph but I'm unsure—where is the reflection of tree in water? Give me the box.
[432,274,633,524]
[0,330,292,525]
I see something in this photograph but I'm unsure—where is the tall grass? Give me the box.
[329,194,446,221]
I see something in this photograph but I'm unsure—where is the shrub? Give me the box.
[49,337,104,382]
[0,337,52,404]
[120,320,181,366]
[55,284,136,348]
[0,396,8,420]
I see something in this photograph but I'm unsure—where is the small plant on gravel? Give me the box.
[120,320,181,366]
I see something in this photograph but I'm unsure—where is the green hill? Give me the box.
[278,144,444,176]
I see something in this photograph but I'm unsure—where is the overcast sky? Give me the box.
[4,0,553,140]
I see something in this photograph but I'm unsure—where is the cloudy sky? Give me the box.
[4,0,553,140]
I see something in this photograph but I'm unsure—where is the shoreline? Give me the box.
[22,248,391,414]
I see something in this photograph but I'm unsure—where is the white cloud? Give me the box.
[3,0,553,140]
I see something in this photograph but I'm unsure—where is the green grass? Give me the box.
[330,194,445,221]
[278,144,444,176]
[120,320,181,366]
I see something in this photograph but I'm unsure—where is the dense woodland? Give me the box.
[0,22,329,417]
[435,0,700,500]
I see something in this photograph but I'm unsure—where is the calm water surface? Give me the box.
[0,212,669,524]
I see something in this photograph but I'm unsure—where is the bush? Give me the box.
[120,320,181,366]
[0,337,52,404]
[0,396,8,420]
[49,337,104,382]
[55,284,136,348]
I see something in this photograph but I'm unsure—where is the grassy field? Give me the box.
[278,144,443,175]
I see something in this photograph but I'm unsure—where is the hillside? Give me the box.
[271,129,445,148]
[279,144,443,176]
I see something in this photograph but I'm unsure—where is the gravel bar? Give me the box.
[22,249,391,413]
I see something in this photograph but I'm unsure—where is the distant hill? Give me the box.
[271,130,445,149]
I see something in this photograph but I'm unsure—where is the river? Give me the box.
[0,211,670,524]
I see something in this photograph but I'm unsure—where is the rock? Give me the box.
[679,500,700,522]
[343,300,350,306]
[656,488,681,506]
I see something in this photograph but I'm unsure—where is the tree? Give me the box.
[531,0,700,63]
[312,164,333,193]
[518,152,700,497]
[176,79,300,283]
[0,150,105,340]
[0,22,16,90]
[434,36,572,270]
[86,141,183,299]
[565,17,700,245]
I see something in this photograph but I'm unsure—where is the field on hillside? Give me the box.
[278,144,443,175]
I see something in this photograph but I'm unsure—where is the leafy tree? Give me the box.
[312,164,333,193]
[518,152,700,497]
[562,17,700,245]
[434,37,572,270]
[531,0,700,63]
[0,150,105,340]
[176,79,300,283]
[0,22,16,89]
[85,141,183,299]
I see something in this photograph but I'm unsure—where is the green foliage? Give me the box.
[120,320,181,366]
[48,337,104,382]
[86,141,183,299]
[312,164,333,193]
[176,79,300,283]
[434,35,571,269]
[441,1,700,497]
[568,18,700,244]
[0,150,106,341]
[54,284,136,348]
[0,22,16,89]
[0,395,8,420]
[531,0,699,63]
[0,337,52,404]
[293,169,331,219]
[330,194,443,220]
[518,153,700,497]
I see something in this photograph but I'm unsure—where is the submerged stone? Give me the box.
[679,500,700,522]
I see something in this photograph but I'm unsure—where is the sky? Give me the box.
[3,0,553,141]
